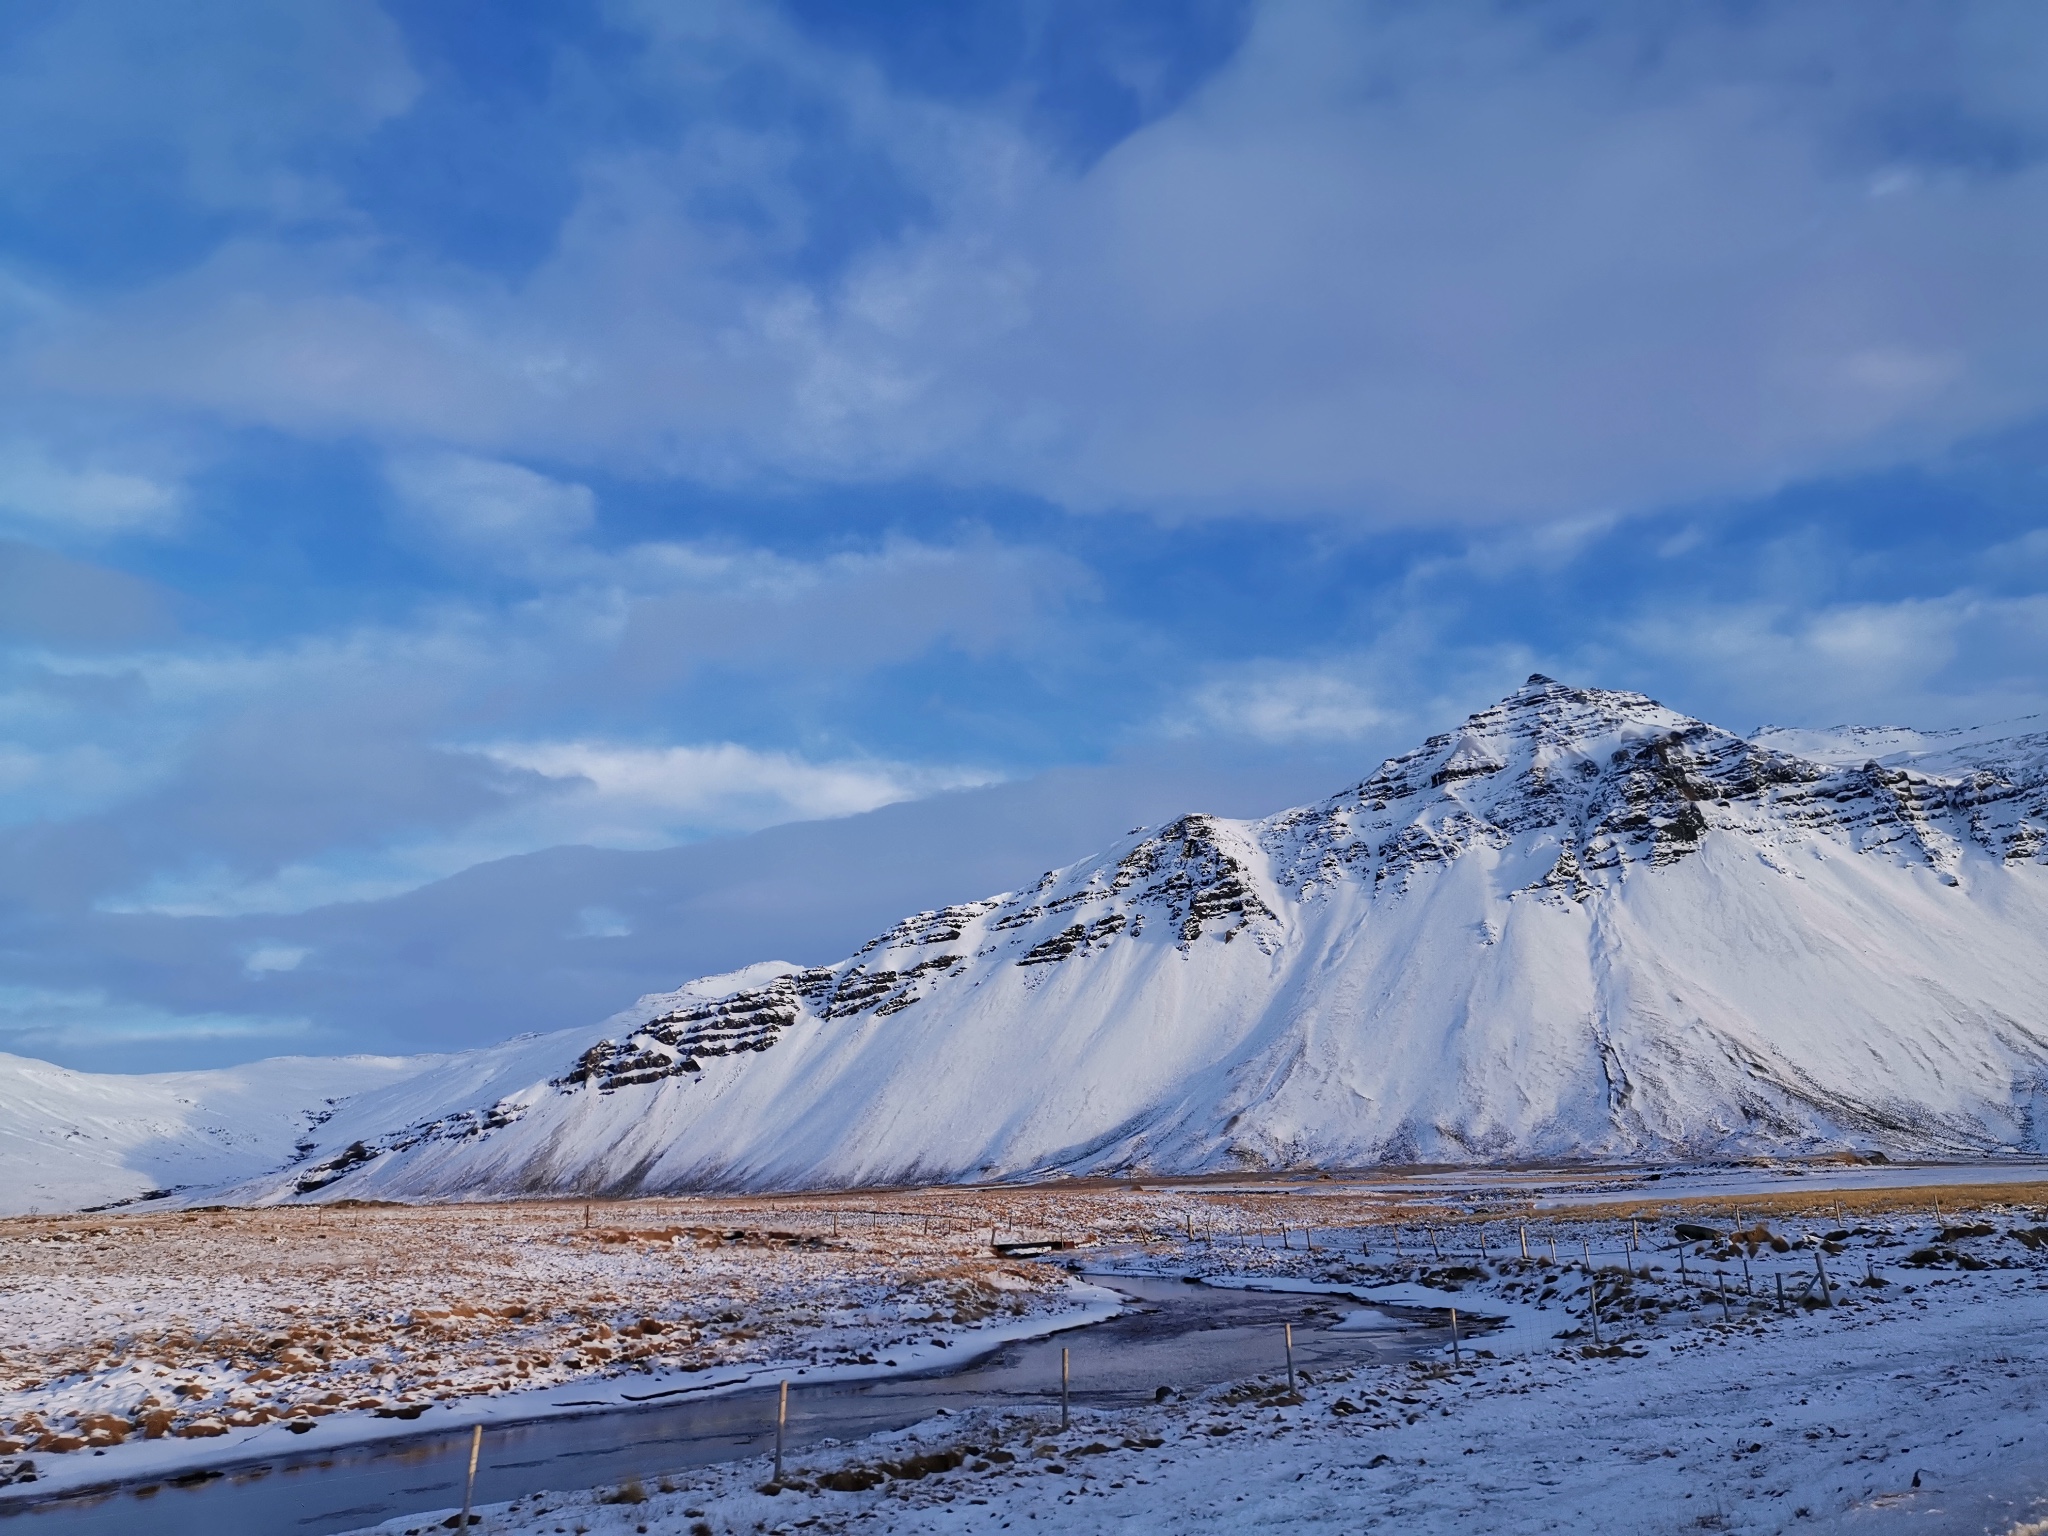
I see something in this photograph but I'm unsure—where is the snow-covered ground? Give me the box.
[11,1179,2048,1533]
[373,1274,2048,1536]
[323,1188,2048,1536]
[0,1196,1091,1494]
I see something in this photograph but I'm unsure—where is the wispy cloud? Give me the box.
[241,944,310,974]
[101,736,997,917]
[1611,590,2048,729]
[14,5,2048,523]
[1185,667,1395,743]
[0,984,310,1052]
[0,439,182,535]
[4,516,1068,842]
[478,738,995,842]
[385,452,595,571]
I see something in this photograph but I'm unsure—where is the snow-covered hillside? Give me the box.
[0,1051,433,1215]
[192,677,2048,1204]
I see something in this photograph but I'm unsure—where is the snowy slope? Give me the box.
[205,677,2048,1203]
[0,1050,435,1215]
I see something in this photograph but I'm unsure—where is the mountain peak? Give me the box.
[1346,679,1706,807]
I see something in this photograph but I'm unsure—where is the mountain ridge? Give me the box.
[11,678,2048,1212]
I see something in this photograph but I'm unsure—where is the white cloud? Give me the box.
[103,739,998,917]
[386,452,596,569]
[1178,609,1547,748]
[1608,590,2048,728]
[0,439,182,534]
[242,944,310,974]
[1186,668,1394,743]
[476,738,998,844]
[1189,572,2048,760]
[573,906,632,939]
[0,740,156,826]
[107,859,457,919]
[0,984,309,1048]
[23,519,1070,918]
[18,3,2048,524]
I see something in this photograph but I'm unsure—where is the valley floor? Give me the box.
[0,1194,1097,1488]
[7,1167,2048,1533]
[358,1260,2048,1536]
[346,1176,2048,1536]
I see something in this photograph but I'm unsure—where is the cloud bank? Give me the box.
[0,2,2043,1068]
[5,3,2046,523]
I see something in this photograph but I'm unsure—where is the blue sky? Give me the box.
[3,0,2046,1070]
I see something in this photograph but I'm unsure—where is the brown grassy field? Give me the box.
[5,1167,2045,1460]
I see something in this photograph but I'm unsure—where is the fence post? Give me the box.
[1520,1224,1529,1260]
[1285,1322,1297,1391]
[774,1379,788,1483]
[1448,1307,1460,1366]
[461,1423,481,1528]
[1061,1347,1070,1430]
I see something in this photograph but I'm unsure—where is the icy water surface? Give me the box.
[2,1276,1448,1536]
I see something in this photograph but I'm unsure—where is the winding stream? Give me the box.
[2,1276,1453,1535]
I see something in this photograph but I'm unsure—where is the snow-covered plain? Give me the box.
[0,1195,1098,1492]
[216,678,2048,1205]
[331,1184,2048,1536]
[7,1176,2048,1536]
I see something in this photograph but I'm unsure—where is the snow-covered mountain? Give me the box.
[16,679,2048,1211]
[176,676,2044,1204]
[0,1050,433,1216]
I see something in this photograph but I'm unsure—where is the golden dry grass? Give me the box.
[4,1166,2040,1459]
